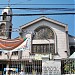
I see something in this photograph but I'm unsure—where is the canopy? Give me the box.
[0,38,31,53]
[69,52,75,58]
[0,38,24,50]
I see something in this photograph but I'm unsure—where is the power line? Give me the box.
[0,7,74,9]
[0,28,29,32]
[0,28,19,32]
[0,3,74,6]
[0,13,75,16]
[0,7,74,11]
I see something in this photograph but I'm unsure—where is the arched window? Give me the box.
[33,26,54,39]
[32,26,55,54]
[0,23,5,36]
[3,12,7,20]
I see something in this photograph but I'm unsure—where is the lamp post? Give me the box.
[34,31,52,60]
[42,31,52,60]
[46,39,52,60]
[43,32,52,60]
[48,40,51,60]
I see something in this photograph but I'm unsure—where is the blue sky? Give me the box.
[0,0,74,38]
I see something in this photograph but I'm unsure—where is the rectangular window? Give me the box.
[40,45,43,53]
[37,45,41,53]
[12,51,18,55]
[0,51,2,55]
[43,45,47,53]
[32,45,37,53]
[32,44,55,54]
[50,44,55,55]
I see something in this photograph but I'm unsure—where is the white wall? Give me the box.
[0,19,68,60]
[22,20,68,58]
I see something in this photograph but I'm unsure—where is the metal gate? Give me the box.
[1,58,75,75]
[2,59,42,75]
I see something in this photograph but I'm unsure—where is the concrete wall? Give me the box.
[22,20,68,58]
[0,19,68,60]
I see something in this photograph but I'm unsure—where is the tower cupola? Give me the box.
[1,6,12,22]
[0,6,12,39]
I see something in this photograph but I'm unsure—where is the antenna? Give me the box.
[8,0,10,6]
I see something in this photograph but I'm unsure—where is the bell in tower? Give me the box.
[0,6,12,39]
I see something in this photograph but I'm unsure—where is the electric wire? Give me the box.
[0,12,75,16]
[0,7,74,10]
[0,7,74,12]
[0,3,74,6]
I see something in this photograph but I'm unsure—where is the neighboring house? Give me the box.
[69,35,75,55]
[0,6,75,74]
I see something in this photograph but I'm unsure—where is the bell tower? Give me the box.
[0,6,12,39]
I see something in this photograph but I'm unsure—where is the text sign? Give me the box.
[42,60,61,75]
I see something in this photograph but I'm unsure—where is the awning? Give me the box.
[69,52,75,58]
[0,38,31,53]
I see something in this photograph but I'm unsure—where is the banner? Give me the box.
[0,38,31,53]
[12,38,31,52]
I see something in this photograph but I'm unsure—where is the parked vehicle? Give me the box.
[3,68,18,75]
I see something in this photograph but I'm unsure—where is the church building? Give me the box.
[0,6,75,75]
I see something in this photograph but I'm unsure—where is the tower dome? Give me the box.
[1,6,12,22]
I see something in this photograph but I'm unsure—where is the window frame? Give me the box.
[33,26,54,40]
[0,51,2,56]
[12,51,18,56]
[3,12,7,20]
[32,44,55,54]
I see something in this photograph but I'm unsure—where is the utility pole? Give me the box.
[6,52,12,75]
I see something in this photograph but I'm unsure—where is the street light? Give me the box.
[33,31,52,60]
[42,33,52,60]
[46,39,52,60]
[48,40,51,60]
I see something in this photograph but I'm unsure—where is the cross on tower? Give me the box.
[8,0,10,6]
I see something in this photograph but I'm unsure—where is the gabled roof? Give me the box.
[20,16,68,30]
[69,34,75,38]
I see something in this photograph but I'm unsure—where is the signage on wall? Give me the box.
[42,60,61,75]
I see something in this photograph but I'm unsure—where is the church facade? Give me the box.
[19,16,69,59]
[0,6,75,75]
